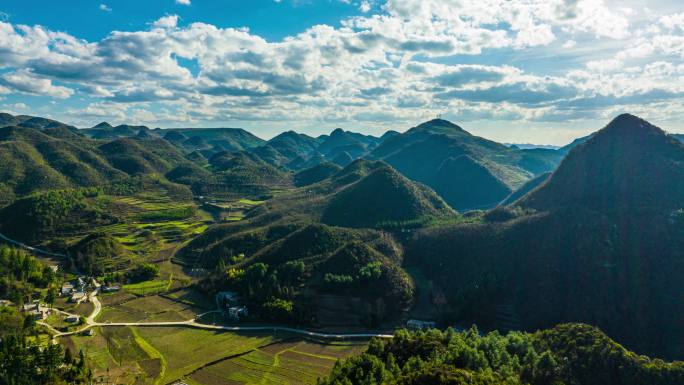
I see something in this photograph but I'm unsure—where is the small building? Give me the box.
[61,283,75,296]
[227,306,248,321]
[65,315,79,323]
[30,309,47,320]
[406,319,436,330]
[82,329,94,336]
[70,291,87,303]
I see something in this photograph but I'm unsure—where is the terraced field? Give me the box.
[187,339,367,385]
[97,291,211,323]
[135,327,280,384]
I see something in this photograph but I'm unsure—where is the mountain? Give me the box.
[520,114,684,211]
[499,171,551,206]
[176,161,453,326]
[369,119,564,210]
[322,164,455,228]
[294,162,342,187]
[266,131,320,160]
[505,143,560,150]
[408,114,684,359]
[0,113,78,131]
[0,125,126,203]
[320,323,684,385]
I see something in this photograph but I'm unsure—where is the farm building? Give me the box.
[70,291,87,303]
[61,283,74,296]
[22,301,48,320]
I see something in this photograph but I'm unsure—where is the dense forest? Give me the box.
[0,334,91,385]
[0,245,57,304]
[319,324,684,385]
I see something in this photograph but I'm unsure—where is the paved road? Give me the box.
[42,295,393,340]
[0,232,66,257]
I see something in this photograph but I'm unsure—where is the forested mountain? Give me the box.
[407,114,684,359]
[368,119,564,210]
[177,160,455,327]
[320,324,684,385]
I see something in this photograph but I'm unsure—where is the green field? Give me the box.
[98,291,210,323]
[187,339,367,385]
[134,327,279,384]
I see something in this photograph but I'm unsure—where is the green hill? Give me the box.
[520,114,684,211]
[322,165,455,228]
[294,162,342,187]
[408,114,684,359]
[369,119,563,210]
[68,233,130,275]
[320,323,684,385]
[0,125,126,201]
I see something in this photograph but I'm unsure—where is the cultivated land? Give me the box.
[50,286,371,385]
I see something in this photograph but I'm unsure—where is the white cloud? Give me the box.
[359,1,372,13]
[0,69,74,99]
[175,0,191,5]
[152,15,179,29]
[99,4,112,12]
[0,0,683,137]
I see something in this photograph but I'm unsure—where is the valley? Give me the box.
[3,112,684,385]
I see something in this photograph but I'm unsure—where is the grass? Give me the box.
[188,339,367,385]
[98,292,209,323]
[131,327,167,384]
[123,273,173,296]
[64,326,148,385]
[133,327,279,384]
[238,198,266,205]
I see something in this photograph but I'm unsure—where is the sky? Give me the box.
[1,0,684,144]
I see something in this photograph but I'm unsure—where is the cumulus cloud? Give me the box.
[0,0,683,133]
[176,0,191,5]
[99,4,112,12]
[0,70,74,98]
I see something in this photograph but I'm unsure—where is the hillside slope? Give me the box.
[408,114,684,359]
[369,119,563,210]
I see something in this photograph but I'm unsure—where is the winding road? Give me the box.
[0,232,66,258]
[40,290,393,341]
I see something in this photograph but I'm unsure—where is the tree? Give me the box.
[45,287,56,309]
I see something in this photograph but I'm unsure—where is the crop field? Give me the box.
[64,326,149,385]
[133,327,279,384]
[62,191,212,265]
[98,291,210,323]
[187,339,368,385]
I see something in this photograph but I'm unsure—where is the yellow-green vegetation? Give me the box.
[188,339,367,385]
[131,327,167,384]
[123,274,173,296]
[238,198,266,205]
[134,327,279,384]
[98,292,209,323]
[65,326,148,385]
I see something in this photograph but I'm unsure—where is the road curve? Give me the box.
[42,289,393,340]
[0,232,66,257]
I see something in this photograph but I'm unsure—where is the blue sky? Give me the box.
[1,0,684,144]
